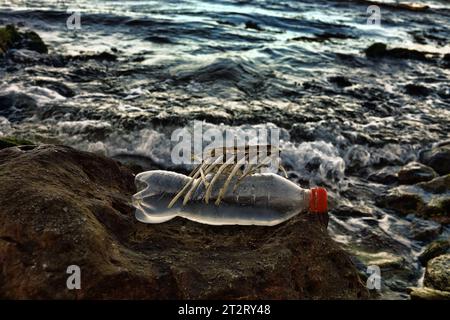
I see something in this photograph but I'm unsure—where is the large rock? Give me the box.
[398,162,436,185]
[424,254,450,292]
[0,25,47,54]
[0,145,368,299]
[420,141,450,176]
[368,166,399,185]
[377,174,450,224]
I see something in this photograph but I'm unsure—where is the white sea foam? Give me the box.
[57,120,112,134]
[0,117,12,136]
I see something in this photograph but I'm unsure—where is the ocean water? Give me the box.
[1,0,450,299]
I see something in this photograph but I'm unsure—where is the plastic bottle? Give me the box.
[132,170,328,226]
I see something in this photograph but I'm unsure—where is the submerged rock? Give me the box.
[424,254,450,292]
[398,162,437,185]
[404,84,430,97]
[0,145,368,299]
[3,48,65,67]
[328,76,352,88]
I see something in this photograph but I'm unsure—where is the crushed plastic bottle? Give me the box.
[132,170,328,226]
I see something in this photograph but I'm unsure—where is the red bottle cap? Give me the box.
[309,187,328,213]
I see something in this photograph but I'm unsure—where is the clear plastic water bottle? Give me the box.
[132,170,328,226]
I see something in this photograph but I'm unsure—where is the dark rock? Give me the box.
[424,254,450,292]
[404,84,430,96]
[291,32,355,43]
[443,54,450,68]
[245,21,262,31]
[365,42,429,61]
[365,43,387,58]
[420,142,450,175]
[419,239,450,265]
[20,30,48,54]
[70,51,118,62]
[388,48,428,61]
[0,25,47,54]
[368,166,399,185]
[328,76,352,88]
[444,54,450,64]
[0,145,368,299]
[398,162,437,185]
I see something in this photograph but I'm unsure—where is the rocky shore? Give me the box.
[1,0,449,299]
[0,144,369,299]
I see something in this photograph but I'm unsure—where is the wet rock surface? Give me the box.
[424,254,450,292]
[419,142,450,176]
[397,162,437,185]
[0,145,368,299]
[409,249,450,300]
[419,239,450,265]
[378,174,450,224]
[409,219,441,241]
